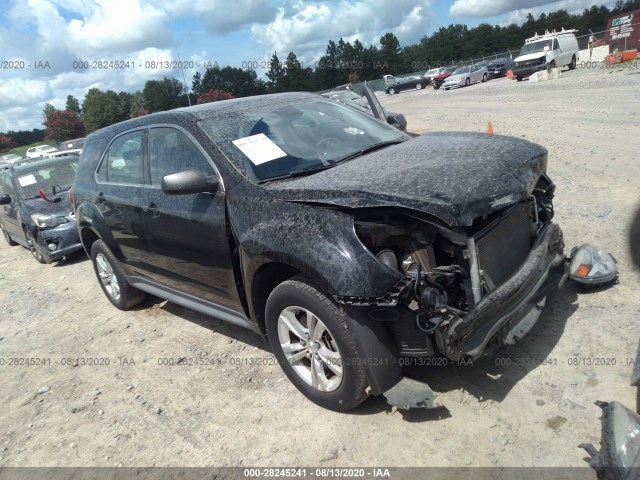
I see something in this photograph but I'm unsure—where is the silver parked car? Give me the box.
[443,64,489,90]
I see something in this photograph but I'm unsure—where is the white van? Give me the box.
[512,28,579,81]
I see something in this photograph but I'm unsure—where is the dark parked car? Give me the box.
[385,75,429,94]
[486,58,515,79]
[322,88,407,131]
[0,155,82,263]
[59,137,86,151]
[73,87,566,411]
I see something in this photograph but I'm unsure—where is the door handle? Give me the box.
[97,192,106,203]
[143,203,160,217]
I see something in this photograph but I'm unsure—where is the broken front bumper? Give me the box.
[445,222,567,361]
[36,219,83,263]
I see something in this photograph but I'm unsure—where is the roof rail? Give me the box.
[525,28,579,43]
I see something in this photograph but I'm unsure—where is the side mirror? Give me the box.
[161,169,219,195]
[544,46,550,52]
[0,194,11,205]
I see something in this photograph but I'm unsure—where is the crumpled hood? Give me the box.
[265,132,547,227]
[22,196,74,218]
[515,52,546,63]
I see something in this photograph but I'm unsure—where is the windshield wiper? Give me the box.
[258,164,335,184]
[331,140,406,165]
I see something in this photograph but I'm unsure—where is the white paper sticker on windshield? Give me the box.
[232,134,286,165]
[18,174,37,187]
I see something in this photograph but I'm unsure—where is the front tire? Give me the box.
[25,228,47,264]
[482,73,488,82]
[90,240,145,310]
[465,77,470,86]
[265,277,369,411]
[388,88,396,95]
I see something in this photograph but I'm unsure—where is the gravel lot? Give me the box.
[0,64,639,473]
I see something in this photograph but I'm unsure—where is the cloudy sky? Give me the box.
[0,0,617,132]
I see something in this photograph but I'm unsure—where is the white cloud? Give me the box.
[505,0,619,24]
[450,0,555,18]
[251,0,432,65]
[450,0,619,19]
[66,0,172,56]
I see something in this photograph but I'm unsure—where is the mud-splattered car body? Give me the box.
[0,155,82,263]
[72,88,567,410]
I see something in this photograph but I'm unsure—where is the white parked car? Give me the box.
[442,64,488,90]
[25,144,58,158]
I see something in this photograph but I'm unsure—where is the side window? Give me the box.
[1,174,15,196]
[97,130,145,184]
[149,127,213,186]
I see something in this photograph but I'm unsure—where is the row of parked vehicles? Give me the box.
[384,28,581,94]
[384,58,514,94]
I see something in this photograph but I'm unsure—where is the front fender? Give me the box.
[228,190,403,301]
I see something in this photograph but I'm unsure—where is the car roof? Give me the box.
[86,92,321,141]
[11,155,78,173]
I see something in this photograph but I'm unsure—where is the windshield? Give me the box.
[200,97,407,182]
[15,158,78,199]
[520,40,552,56]
[453,66,470,74]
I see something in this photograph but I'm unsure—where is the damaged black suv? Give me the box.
[72,85,566,411]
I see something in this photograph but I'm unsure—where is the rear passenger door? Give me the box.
[95,129,152,273]
[141,126,242,311]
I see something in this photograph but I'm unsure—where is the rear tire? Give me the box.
[265,276,369,411]
[415,83,423,90]
[517,75,523,82]
[388,88,396,95]
[569,55,576,70]
[1,223,17,246]
[90,240,145,310]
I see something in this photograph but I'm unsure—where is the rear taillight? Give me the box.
[69,188,75,210]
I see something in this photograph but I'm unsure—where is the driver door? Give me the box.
[141,126,243,311]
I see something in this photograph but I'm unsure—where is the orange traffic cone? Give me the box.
[487,121,494,134]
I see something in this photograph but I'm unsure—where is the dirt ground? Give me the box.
[0,64,639,472]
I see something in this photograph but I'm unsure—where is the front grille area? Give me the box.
[475,202,533,290]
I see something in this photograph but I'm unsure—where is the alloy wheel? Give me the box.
[276,306,343,392]
[96,252,121,301]
[25,230,45,263]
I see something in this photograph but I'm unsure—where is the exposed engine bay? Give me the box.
[352,173,562,361]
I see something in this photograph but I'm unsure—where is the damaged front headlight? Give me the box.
[580,401,640,479]
[31,213,69,229]
[569,244,618,287]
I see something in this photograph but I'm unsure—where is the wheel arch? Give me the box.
[248,262,303,338]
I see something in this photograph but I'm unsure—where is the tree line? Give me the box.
[1,0,637,150]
